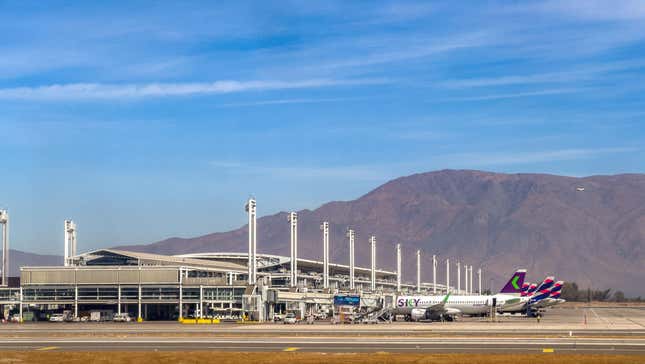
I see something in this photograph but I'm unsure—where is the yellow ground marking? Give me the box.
[542,348,555,353]
[36,346,59,351]
[283,347,299,352]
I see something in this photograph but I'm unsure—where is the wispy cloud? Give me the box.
[440,147,639,167]
[207,147,639,184]
[532,0,645,21]
[440,61,645,89]
[437,88,586,102]
[210,160,387,181]
[217,96,367,108]
[305,31,495,72]
[0,78,387,101]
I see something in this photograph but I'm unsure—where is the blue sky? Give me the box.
[1,0,644,254]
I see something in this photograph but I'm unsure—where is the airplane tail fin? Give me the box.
[526,283,538,297]
[549,281,564,299]
[531,276,555,302]
[520,283,530,297]
[499,269,526,295]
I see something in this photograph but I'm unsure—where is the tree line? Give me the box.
[561,282,643,302]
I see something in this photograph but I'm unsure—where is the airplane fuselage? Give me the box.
[394,294,520,316]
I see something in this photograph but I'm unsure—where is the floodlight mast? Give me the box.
[245,198,257,285]
[432,254,437,294]
[0,210,8,287]
[416,250,421,293]
[346,228,355,290]
[369,236,376,292]
[446,258,450,293]
[320,222,330,289]
[457,261,461,293]
[464,264,468,295]
[288,212,298,288]
[64,220,77,267]
[396,243,401,292]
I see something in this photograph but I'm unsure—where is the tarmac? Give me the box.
[0,306,644,354]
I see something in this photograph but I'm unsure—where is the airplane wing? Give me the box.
[422,293,461,320]
[427,293,451,312]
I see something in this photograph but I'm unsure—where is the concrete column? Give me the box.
[289,212,298,288]
[478,268,482,294]
[19,286,23,322]
[74,285,78,318]
[246,199,257,285]
[396,244,401,292]
[469,266,473,295]
[117,285,121,315]
[199,285,203,318]
[416,250,421,293]
[137,285,142,321]
[179,274,183,320]
[432,254,437,294]
[321,222,329,289]
[369,236,376,292]
[446,258,450,293]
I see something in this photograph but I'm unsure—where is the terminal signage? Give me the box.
[333,295,360,306]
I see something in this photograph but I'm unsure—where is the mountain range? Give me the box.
[10,170,645,296]
[118,170,645,296]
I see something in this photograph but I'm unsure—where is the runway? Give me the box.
[0,337,644,354]
[0,307,644,354]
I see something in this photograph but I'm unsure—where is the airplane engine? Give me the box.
[410,309,427,321]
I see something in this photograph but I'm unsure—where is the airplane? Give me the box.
[520,282,530,297]
[499,276,556,313]
[526,283,538,296]
[394,269,526,321]
[528,276,556,305]
[532,281,565,308]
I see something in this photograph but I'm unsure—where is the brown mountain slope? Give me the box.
[118,170,645,295]
[5,249,62,276]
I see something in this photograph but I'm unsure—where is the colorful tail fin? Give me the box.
[549,281,564,299]
[499,269,527,294]
[530,276,555,302]
[526,283,538,296]
[520,283,530,297]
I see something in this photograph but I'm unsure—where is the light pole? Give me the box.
[0,210,8,287]
[432,254,437,294]
[446,258,450,293]
[64,220,77,267]
[346,229,355,290]
[320,222,330,289]
[396,244,401,292]
[245,198,257,285]
[416,250,421,293]
[288,212,298,288]
[457,261,461,293]
[369,236,376,292]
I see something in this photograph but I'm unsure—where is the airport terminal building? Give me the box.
[0,202,462,322]
[1,248,444,322]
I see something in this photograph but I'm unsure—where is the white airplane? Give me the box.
[500,277,564,314]
[394,269,527,321]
